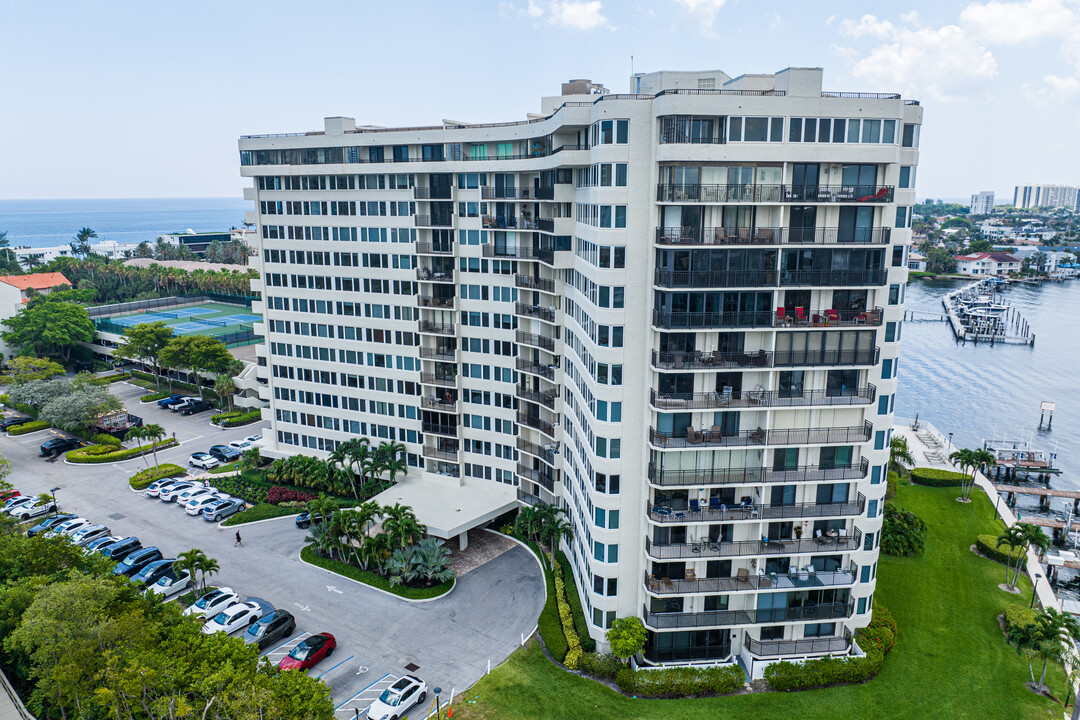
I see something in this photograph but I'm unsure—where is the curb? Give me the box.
[297,549,456,604]
[484,529,543,641]
[62,440,186,467]
[217,512,302,529]
[5,427,52,438]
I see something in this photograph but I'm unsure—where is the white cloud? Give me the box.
[670,0,729,36]
[959,0,1075,44]
[505,1,611,30]
[839,14,895,39]
[1044,73,1080,93]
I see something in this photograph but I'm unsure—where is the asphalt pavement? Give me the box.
[2,381,545,714]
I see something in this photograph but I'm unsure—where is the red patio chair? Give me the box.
[795,306,806,323]
[776,307,786,325]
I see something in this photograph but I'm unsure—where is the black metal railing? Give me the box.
[419,373,456,388]
[481,187,532,200]
[419,347,456,361]
[643,598,855,629]
[645,562,858,595]
[649,427,764,449]
[644,531,862,560]
[642,644,733,664]
[536,218,555,232]
[773,348,880,367]
[414,187,452,199]
[516,302,556,322]
[414,215,453,227]
[775,307,883,327]
[517,437,558,467]
[657,184,894,204]
[516,359,556,380]
[648,459,869,488]
[517,463,555,491]
[516,331,556,352]
[655,226,891,247]
[654,269,779,289]
[421,396,456,410]
[421,421,458,437]
[416,267,455,282]
[652,310,775,330]
[419,295,455,308]
[517,388,558,409]
[649,386,875,411]
[651,349,772,370]
[647,495,865,524]
[648,422,873,449]
[515,275,556,293]
[517,411,557,437]
[745,635,851,657]
[414,242,454,255]
[780,269,888,287]
[418,321,455,335]
[422,444,459,461]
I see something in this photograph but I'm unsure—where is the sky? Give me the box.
[1,0,1077,201]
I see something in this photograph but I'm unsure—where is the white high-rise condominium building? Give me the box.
[1013,184,1079,210]
[970,191,994,215]
[239,66,921,676]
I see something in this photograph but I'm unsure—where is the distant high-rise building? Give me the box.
[1013,185,1079,210]
[969,191,995,215]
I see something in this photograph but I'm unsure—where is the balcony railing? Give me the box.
[643,644,733,664]
[516,359,556,380]
[776,307,883,328]
[516,330,556,352]
[416,267,455,282]
[774,348,880,367]
[647,494,865,524]
[644,530,862,560]
[421,396,457,411]
[653,269,779,289]
[419,373,456,388]
[515,275,556,293]
[745,635,851,658]
[481,215,541,230]
[657,184,894,204]
[648,422,873,449]
[517,463,555,491]
[643,598,855,629]
[422,444,459,462]
[652,310,775,330]
[482,244,556,264]
[649,386,876,411]
[647,458,869,488]
[645,562,857,595]
[517,411,557,437]
[421,421,458,437]
[419,347,456,361]
[418,321,455,336]
[651,349,772,370]
[536,218,555,233]
[414,215,453,227]
[517,437,558,467]
[419,295,456,309]
[413,186,452,200]
[481,187,532,200]
[655,226,891,247]
[535,186,556,200]
[517,487,544,506]
[779,269,888,287]
[517,388,558,410]
[516,302,556,322]
[414,242,454,255]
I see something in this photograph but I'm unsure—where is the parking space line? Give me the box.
[263,631,310,657]
[313,654,354,680]
[334,673,393,711]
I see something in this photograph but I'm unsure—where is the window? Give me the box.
[881,358,893,379]
[895,206,911,228]
[888,284,900,305]
[899,166,914,188]
[902,124,919,148]
[857,597,868,614]
[885,322,897,342]
[616,119,629,144]
[875,431,886,450]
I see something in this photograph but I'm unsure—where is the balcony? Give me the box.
[517,411,557,437]
[653,269,779,289]
[416,267,454,282]
[644,531,862,560]
[415,215,453,227]
[418,321,455,336]
[421,395,457,411]
[517,388,558,410]
[481,215,540,229]
[421,421,458,437]
[536,218,555,233]
[422,444,459,462]
[413,186,452,200]
[419,347,456,361]
[516,358,556,380]
[516,302,556,322]
[517,437,558,467]
[419,373,456,388]
[651,349,772,370]
[642,598,855,629]
[516,330,556,352]
[774,348,880,367]
[647,458,869,488]
[414,242,454,255]
[482,244,556,264]
[419,295,456,309]
[535,186,556,200]
[515,275,556,293]
[517,463,555,491]
[779,269,888,287]
[656,184,894,204]
[745,635,851,658]
[655,226,891,247]
[648,422,873,449]
[650,386,876,411]
[647,494,866,524]
[645,562,857,595]
[775,307,883,328]
[652,310,775,330]
[480,187,532,200]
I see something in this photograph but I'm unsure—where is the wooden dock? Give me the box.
[995,484,1080,500]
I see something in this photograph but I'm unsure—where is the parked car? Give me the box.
[183,587,238,618]
[243,609,296,650]
[188,453,219,470]
[174,486,216,507]
[244,434,264,445]
[3,496,38,515]
[144,478,187,498]
[131,559,178,587]
[159,483,196,502]
[11,498,57,521]
[170,398,198,412]
[209,445,240,464]
[278,632,337,671]
[155,394,186,408]
[367,675,428,720]
[146,567,191,598]
[70,524,112,547]
[44,517,90,539]
[203,497,246,522]
[99,536,142,562]
[202,601,261,635]
[26,513,75,537]
[185,494,229,516]
[73,360,95,373]
[294,511,325,530]
[83,535,122,554]
[113,547,163,577]
[0,416,33,431]
[40,436,81,456]
[180,400,214,416]
[0,488,20,502]
[227,440,252,452]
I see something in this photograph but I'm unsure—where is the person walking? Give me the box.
[234,530,243,547]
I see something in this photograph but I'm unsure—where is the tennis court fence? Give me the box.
[87,293,256,318]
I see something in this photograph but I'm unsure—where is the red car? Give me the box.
[0,489,20,502]
[278,633,336,671]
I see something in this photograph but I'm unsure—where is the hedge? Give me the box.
[140,391,171,402]
[210,410,261,427]
[267,486,317,505]
[558,550,595,653]
[0,396,40,419]
[577,653,623,679]
[212,477,269,505]
[8,421,51,436]
[910,467,969,487]
[616,664,745,698]
[131,370,216,400]
[881,503,928,556]
[526,541,569,663]
[551,554,583,669]
[67,438,178,463]
[976,534,1027,569]
[129,463,187,490]
[221,503,290,525]
[299,546,453,600]
[88,372,131,386]
[1004,604,1038,632]
[91,433,122,448]
[764,602,896,691]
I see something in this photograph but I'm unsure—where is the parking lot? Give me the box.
[3,380,544,714]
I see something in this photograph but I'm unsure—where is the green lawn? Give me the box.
[451,484,1064,720]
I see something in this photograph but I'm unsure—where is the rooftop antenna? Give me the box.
[630,55,635,92]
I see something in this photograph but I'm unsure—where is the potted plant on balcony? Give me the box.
[794,525,803,540]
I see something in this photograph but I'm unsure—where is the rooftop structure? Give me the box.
[1013,184,1079,210]
[970,191,994,215]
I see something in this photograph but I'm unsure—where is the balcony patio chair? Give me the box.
[648,576,661,591]
[684,569,697,582]
[686,429,703,445]
[689,499,700,513]
[837,528,848,542]
[709,496,721,511]
[776,307,787,325]
[814,529,827,545]
[748,386,766,405]
[795,306,806,324]
[662,577,674,589]
[751,427,766,444]
[709,425,724,439]
[825,309,840,324]
[734,567,751,586]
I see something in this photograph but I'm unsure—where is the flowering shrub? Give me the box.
[267,485,317,505]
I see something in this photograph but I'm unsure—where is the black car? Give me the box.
[0,416,33,431]
[130,559,177,586]
[26,513,75,537]
[40,436,81,456]
[180,400,214,416]
[113,546,162,577]
[243,609,296,650]
[156,394,185,408]
[294,511,325,530]
[99,536,141,562]
[73,360,95,373]
[209,445,240,463]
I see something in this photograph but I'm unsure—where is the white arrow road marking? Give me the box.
[327,585,343,594]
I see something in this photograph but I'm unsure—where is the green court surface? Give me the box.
[97,301,258,338]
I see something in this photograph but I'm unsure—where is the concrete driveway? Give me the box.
[2,381,545,713]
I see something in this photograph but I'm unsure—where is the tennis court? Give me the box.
[103,301,257,338]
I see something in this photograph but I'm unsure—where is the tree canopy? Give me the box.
[0,356,65,384]
[1,301,95,360]
[113,321,175,384]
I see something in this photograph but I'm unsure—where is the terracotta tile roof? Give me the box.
[0,272,72,291]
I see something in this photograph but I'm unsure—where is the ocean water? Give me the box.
[0,198,249,249]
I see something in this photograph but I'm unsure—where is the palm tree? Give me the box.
[304,523,334,559]
[142,423,166,469]
[381,503,425,549]
[972,448,997,479]
[889,435,915,474]
[214,374,237,411]
[358,531,391,574]
[410,537,454,586]
[514,505,540,542]
[382,456,408,487]
[1010,608,1080,691]
[949,448,979,501]
[998,523,1050,589]
[997,525,1026,590]
[71,227,97,259]
[125,426,152,470]
[540,514,574,569]
[195,555,220,597]
[174,549,209,597]
[306,495,338,530]
[19,255,43,272]
[385,548,414,587]
[240,447,261,472]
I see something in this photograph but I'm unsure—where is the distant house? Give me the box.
[907,252,927,272]
[953,252,1021,277]
[0,272,72,303]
